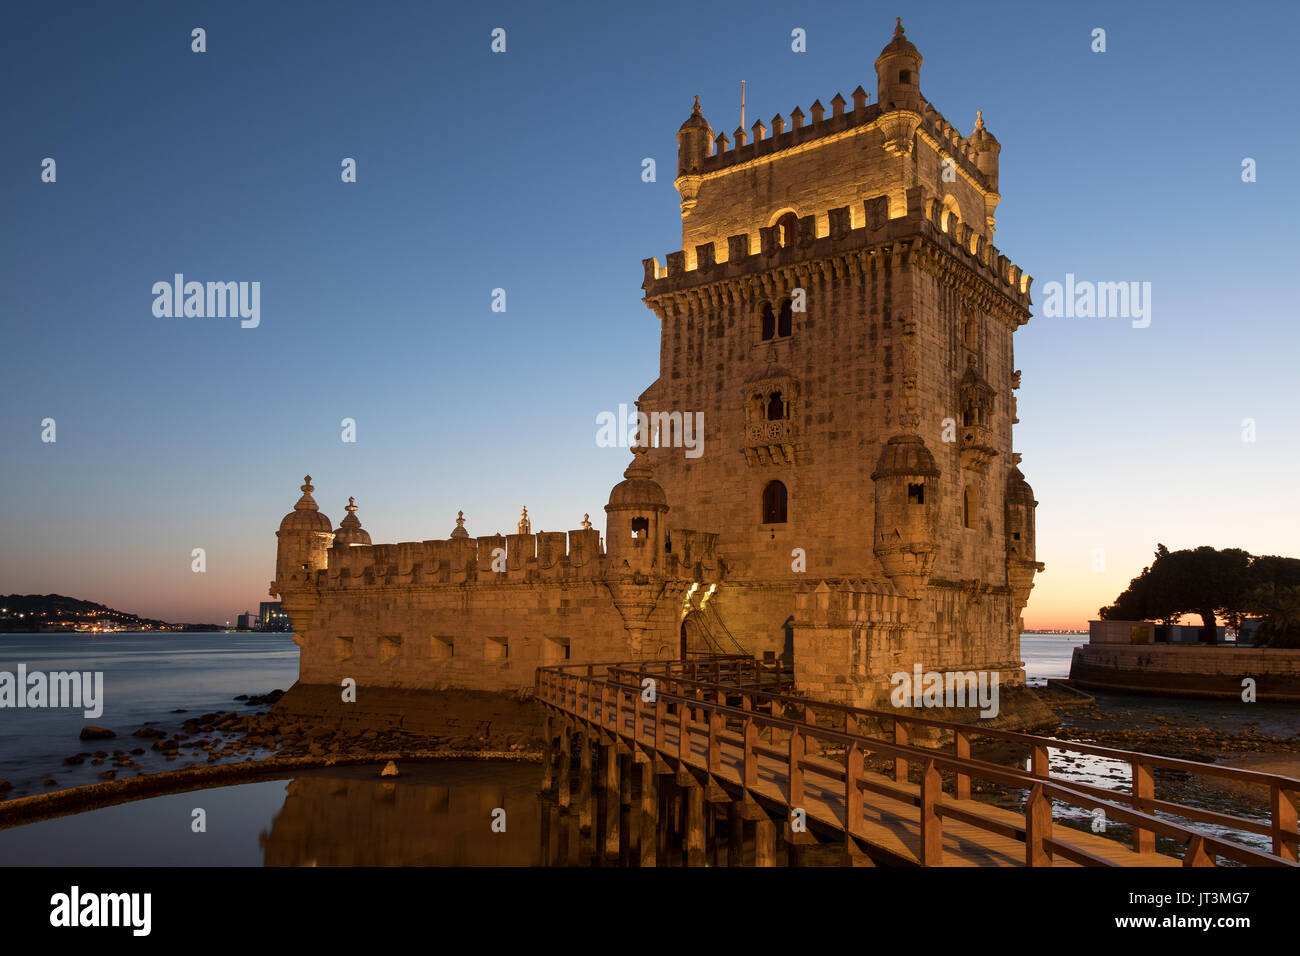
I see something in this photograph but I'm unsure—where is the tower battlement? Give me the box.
[642,189,1032,312]
[698,94,989,190]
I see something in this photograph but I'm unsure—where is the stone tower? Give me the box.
[639,20,1043,709]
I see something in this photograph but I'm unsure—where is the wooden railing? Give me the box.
[536,659,1300,868]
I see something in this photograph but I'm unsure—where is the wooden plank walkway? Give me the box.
[537,659,1300,868]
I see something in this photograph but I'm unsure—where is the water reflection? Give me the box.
[260,763,543,866]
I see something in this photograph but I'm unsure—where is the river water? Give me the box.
[0,632,1293,865]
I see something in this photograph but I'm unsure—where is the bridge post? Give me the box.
[1272,783,1298,862]
[920,758,943,865]
[540,714,555,794]
[1132,758,1155,854]
[754,814,776,867]
[955,729,971,800]
[894,721,909,783]
[846,742,863,835]
[1183,835,1214,866]
[1025,784,1053,866]
[639,761,658,867]
[578,731,593,832]
[557,726,572,810]
[728,802,744,866]
[684,780,706,865]
[601,742,620,859]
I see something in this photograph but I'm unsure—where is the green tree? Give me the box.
[1243,583,1300,648]
[1099,545,1252,642]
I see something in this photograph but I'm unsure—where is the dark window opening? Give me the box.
[899,70,911,84]
[963,486,977,530]
[907,482,925,505]
[778,299,793,337]
[1012,531,1021,540]
[762,481,788,524]
[631,516,649,539]
[766,391,785,421]
[760,303,776,341]
[777,212,799,248]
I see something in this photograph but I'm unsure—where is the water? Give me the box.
[0,761,545,866]
[0,632,298,790]
[0,630,1294,865]
[1019,633,1083,686]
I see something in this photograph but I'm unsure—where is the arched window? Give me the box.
[766,391,785,421]
[760,303,776,341]
[777,212,799,248]
[761,481,788,524]
[631,516,649,539]
[778,298,793,337]
[963,485,978,530]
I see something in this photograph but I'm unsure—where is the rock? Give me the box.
[44,779,57,787]
[133,727,167,738]
[0,781,11,791]
[380,760,399,777]
[97,771,115,780]
[130,748,144,755]
[62,755,85,766]
[172,708,187,713]
[80,726,116,741]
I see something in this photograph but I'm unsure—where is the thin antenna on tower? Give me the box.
[740,80,746,131]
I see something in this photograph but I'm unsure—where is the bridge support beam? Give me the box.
[557,726,571,810]
[578,732,593,832]
[540,715,554,795]
[639,760,658,867]
[754,815,777,867]
[684,780,706,866]
[728,802,744,867]
[600,742,620,860]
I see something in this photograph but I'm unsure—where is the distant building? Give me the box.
[236,611,255,630]
[259,601,290,630]
[1089,620,1226,645]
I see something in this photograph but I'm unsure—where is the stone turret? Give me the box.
[271,476,334,638]
[875,18,922,113]
[604,444,668,577]
[1005,463,1044,618]
[603,444,673,658]
[332,497,371,547]
[870,435,940,597]
[970,109,1001,229]
[675,96,711,218]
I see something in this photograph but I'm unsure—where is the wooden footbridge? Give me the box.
[535,656,1300,867]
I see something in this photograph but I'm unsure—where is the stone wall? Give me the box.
[1070,644,1300,702]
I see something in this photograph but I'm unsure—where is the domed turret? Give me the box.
[332,497,371,547]
[875,18,922,111]
[970,109,1001,192]
[1004,466,1037,564]
[675,96,712,217]
[1005,463,1044,618]
[604,444,668,575]
[870,435,940,597]
[273,476,334,594]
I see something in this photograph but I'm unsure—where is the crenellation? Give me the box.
[641,196,1032,311]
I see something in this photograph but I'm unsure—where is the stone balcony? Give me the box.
[743,420,796,466]
[959,422,998,472]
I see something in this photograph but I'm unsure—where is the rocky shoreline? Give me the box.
[0,688,547,803]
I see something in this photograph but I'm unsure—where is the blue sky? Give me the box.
[1,0,1297,626]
